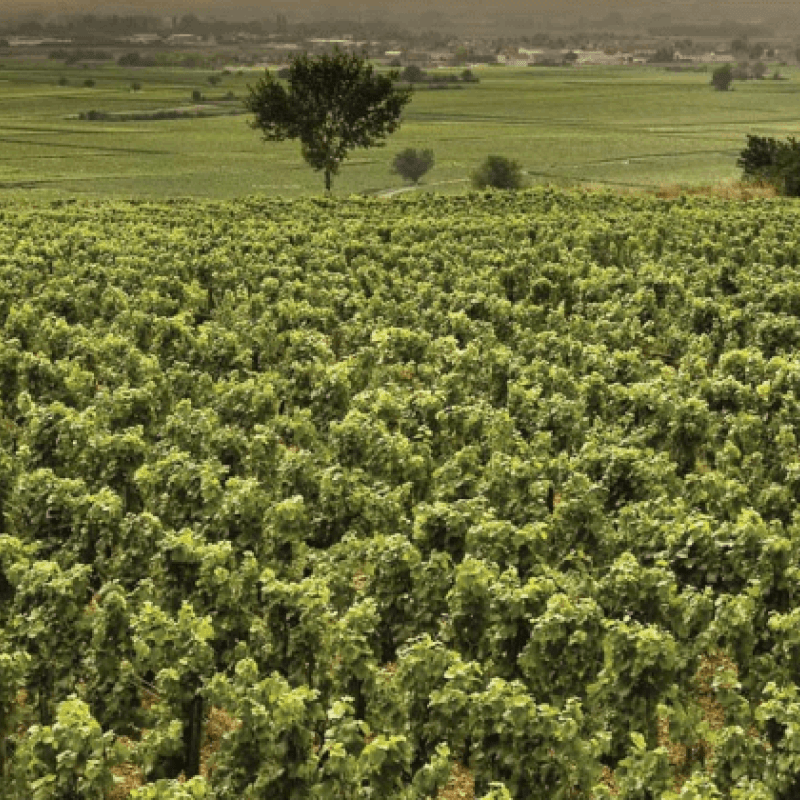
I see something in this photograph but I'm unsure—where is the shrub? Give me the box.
[711,64,733,91]
[84,78,95,88]
[738,135,780,175]
[208,74,221,85]
[737,134,800,196]
[191,89,203,102]
[392,148,435,184]
[401,65,425,83]
[118,52,156,68]
[131,82,142,92]
[471,155,525,190]
[118,52,142,67]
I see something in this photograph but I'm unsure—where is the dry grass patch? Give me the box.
[439,762,475,800]
[107,704,241,797]
[651,180,778,200]
[576,179,778,201]
[109,737,144,800]
[200,705,241,779]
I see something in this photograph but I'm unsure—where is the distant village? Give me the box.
[0,12,796,72]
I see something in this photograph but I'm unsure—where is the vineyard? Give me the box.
[3,188,800,799]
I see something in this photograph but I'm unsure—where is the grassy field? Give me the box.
[0,57,799,199]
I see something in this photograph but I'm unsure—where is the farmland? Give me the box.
[4,189,800,797]
[0,60,799,199]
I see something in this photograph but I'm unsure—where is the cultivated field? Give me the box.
[0,59,799,199]
[5,190,800,798]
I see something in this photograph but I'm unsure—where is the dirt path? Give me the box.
[373,178,471,197]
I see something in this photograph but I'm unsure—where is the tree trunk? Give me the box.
[184,692,204,779]
[1,730,7,786]
[38,671,53,727]
[325,169,332,193]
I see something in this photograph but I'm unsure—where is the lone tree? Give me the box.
[392,148,435,184]
[246,48,412,192]
[711,64,733,91]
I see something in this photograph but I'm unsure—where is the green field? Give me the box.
[1,59,799,199]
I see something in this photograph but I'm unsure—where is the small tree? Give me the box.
[83,78,95,88]
[711,64,733,91]
[731,38,749,58]
[471,155,525,190]
[648,47,674,63]
[118,52,142,67]
[191,89,203,102]
[738,134,780,176]
[392,148,435,184]
[245,48,412,193]
[401,65,425,83]
[751,61,767,79]
[738,134,800,196]
[131,81,142,91]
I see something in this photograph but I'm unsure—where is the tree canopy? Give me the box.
[711,64,733,91]
[738,134,800,196]
[245,49,412,192]
[471,155,525,190]
[392,147,435,184]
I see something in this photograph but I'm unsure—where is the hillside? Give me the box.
[2,189,800,798]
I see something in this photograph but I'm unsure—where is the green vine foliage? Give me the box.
[11,697,124,800]
[5,190,800,796]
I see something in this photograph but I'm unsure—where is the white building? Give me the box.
[166,33,204,45]
[124,33,162,44]
[496,54,532,66]
[697,53,736,63]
